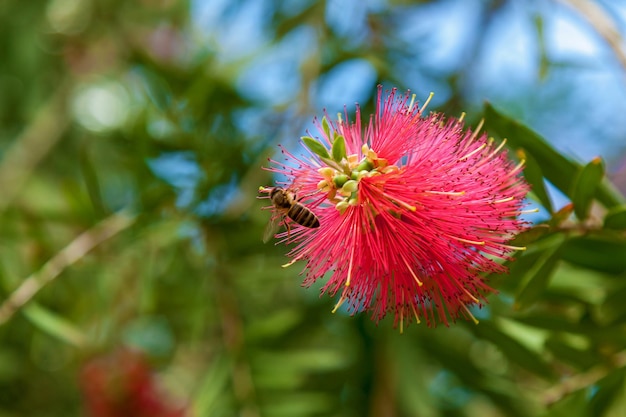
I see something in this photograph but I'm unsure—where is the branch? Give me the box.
[0,78,71,212]
[543,350,626,406]
[559,0,626,73]
[0,211,136,326]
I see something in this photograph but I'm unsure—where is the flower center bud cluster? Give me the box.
[316,144,397,214]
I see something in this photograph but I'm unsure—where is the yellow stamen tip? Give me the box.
[421,92,434,113]
[462,304,480,325]
[281,259,297,268]
[494,197,514,203]
[331,295,347,314]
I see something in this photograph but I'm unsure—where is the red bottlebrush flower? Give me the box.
[80,348,187,417]
[260,86,529,329]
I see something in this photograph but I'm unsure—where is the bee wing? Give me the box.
[263,213,283,243]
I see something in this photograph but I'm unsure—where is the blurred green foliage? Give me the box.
[1,0,626,416]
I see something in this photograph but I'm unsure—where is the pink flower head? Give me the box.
[80,348,187,417]
[260,86,529,329]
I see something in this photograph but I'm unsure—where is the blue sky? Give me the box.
[190,0,626,168]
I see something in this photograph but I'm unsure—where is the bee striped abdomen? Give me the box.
[288,204,320,228]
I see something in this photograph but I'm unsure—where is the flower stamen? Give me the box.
[411,302,421,324]
[345,245,355,287]
[461,304,479,325]
[424,190,465,196]
[381,192,417,212]
[460,287,480,304]
[282,257,301,268]
[505,208,539,215]
[495,243,527,251]
[331,288,349,313]
[401,255,423,286]
[421,92,434,113]
[445,235,485,246]
[479,138,508,165]
[468,119,485,143]
[507,160,526,176]
[459,143,487,161]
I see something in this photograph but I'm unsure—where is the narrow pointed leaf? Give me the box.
[589,370,626,417]
[321,116,331,139]
[550,203,574,227]
[561,236,626,274]
[604,205,626,230]
[133,67,172,112]
[301,136,330,160]
[483,103,625,208]
[544,388,589,415]
[471,321,556,379]
[22,303,86,347]
[597,285,626,325]
[572,157,604,220]
[509,224,551,247]
[484,103,577,198]
[191,354,232,416]
[545,335,600,370]
[514,235,565,310]
[517,149,553,212]
[331,135,346,162]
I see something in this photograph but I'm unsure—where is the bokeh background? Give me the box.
[1,0,626,416]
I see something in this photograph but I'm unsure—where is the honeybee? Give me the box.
[263,187,320,242]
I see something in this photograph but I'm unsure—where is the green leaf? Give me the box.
[604,205,626,230]
[561,236,626,274]
[589,369,626,417]
[471,321,556,379]
[514,235,565,310]
[550,203,574,227]
[509,224,551,247]
[543,388,590,416]
[597,285,626,326]
[134,66,172,112]
[191,354,232,416]
[331,135,346,162]
[301,136,330,160]
[321,116,331,139]
[484,103,578,198]
[514,315,599,334]
[545,335,600,370]
[483,103,625,208]
[22,303,86,347]
[517,149,553,212]
[572,157,605,220]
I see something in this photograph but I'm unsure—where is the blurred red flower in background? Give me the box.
[80,348,186,417]
[261,86,529,329]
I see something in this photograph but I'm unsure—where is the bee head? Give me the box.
[270,187,283,200]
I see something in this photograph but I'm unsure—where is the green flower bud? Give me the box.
[342,180,358,193]
[335,200,349,214]
[333,174,349,188]
[355,159,374,172]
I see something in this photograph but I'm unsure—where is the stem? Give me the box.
[559,0,626,73]
[543,350,626,406]
[0,211,136,326]
[0,78,71,212]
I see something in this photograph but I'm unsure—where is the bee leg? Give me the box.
[285,220,292,243]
